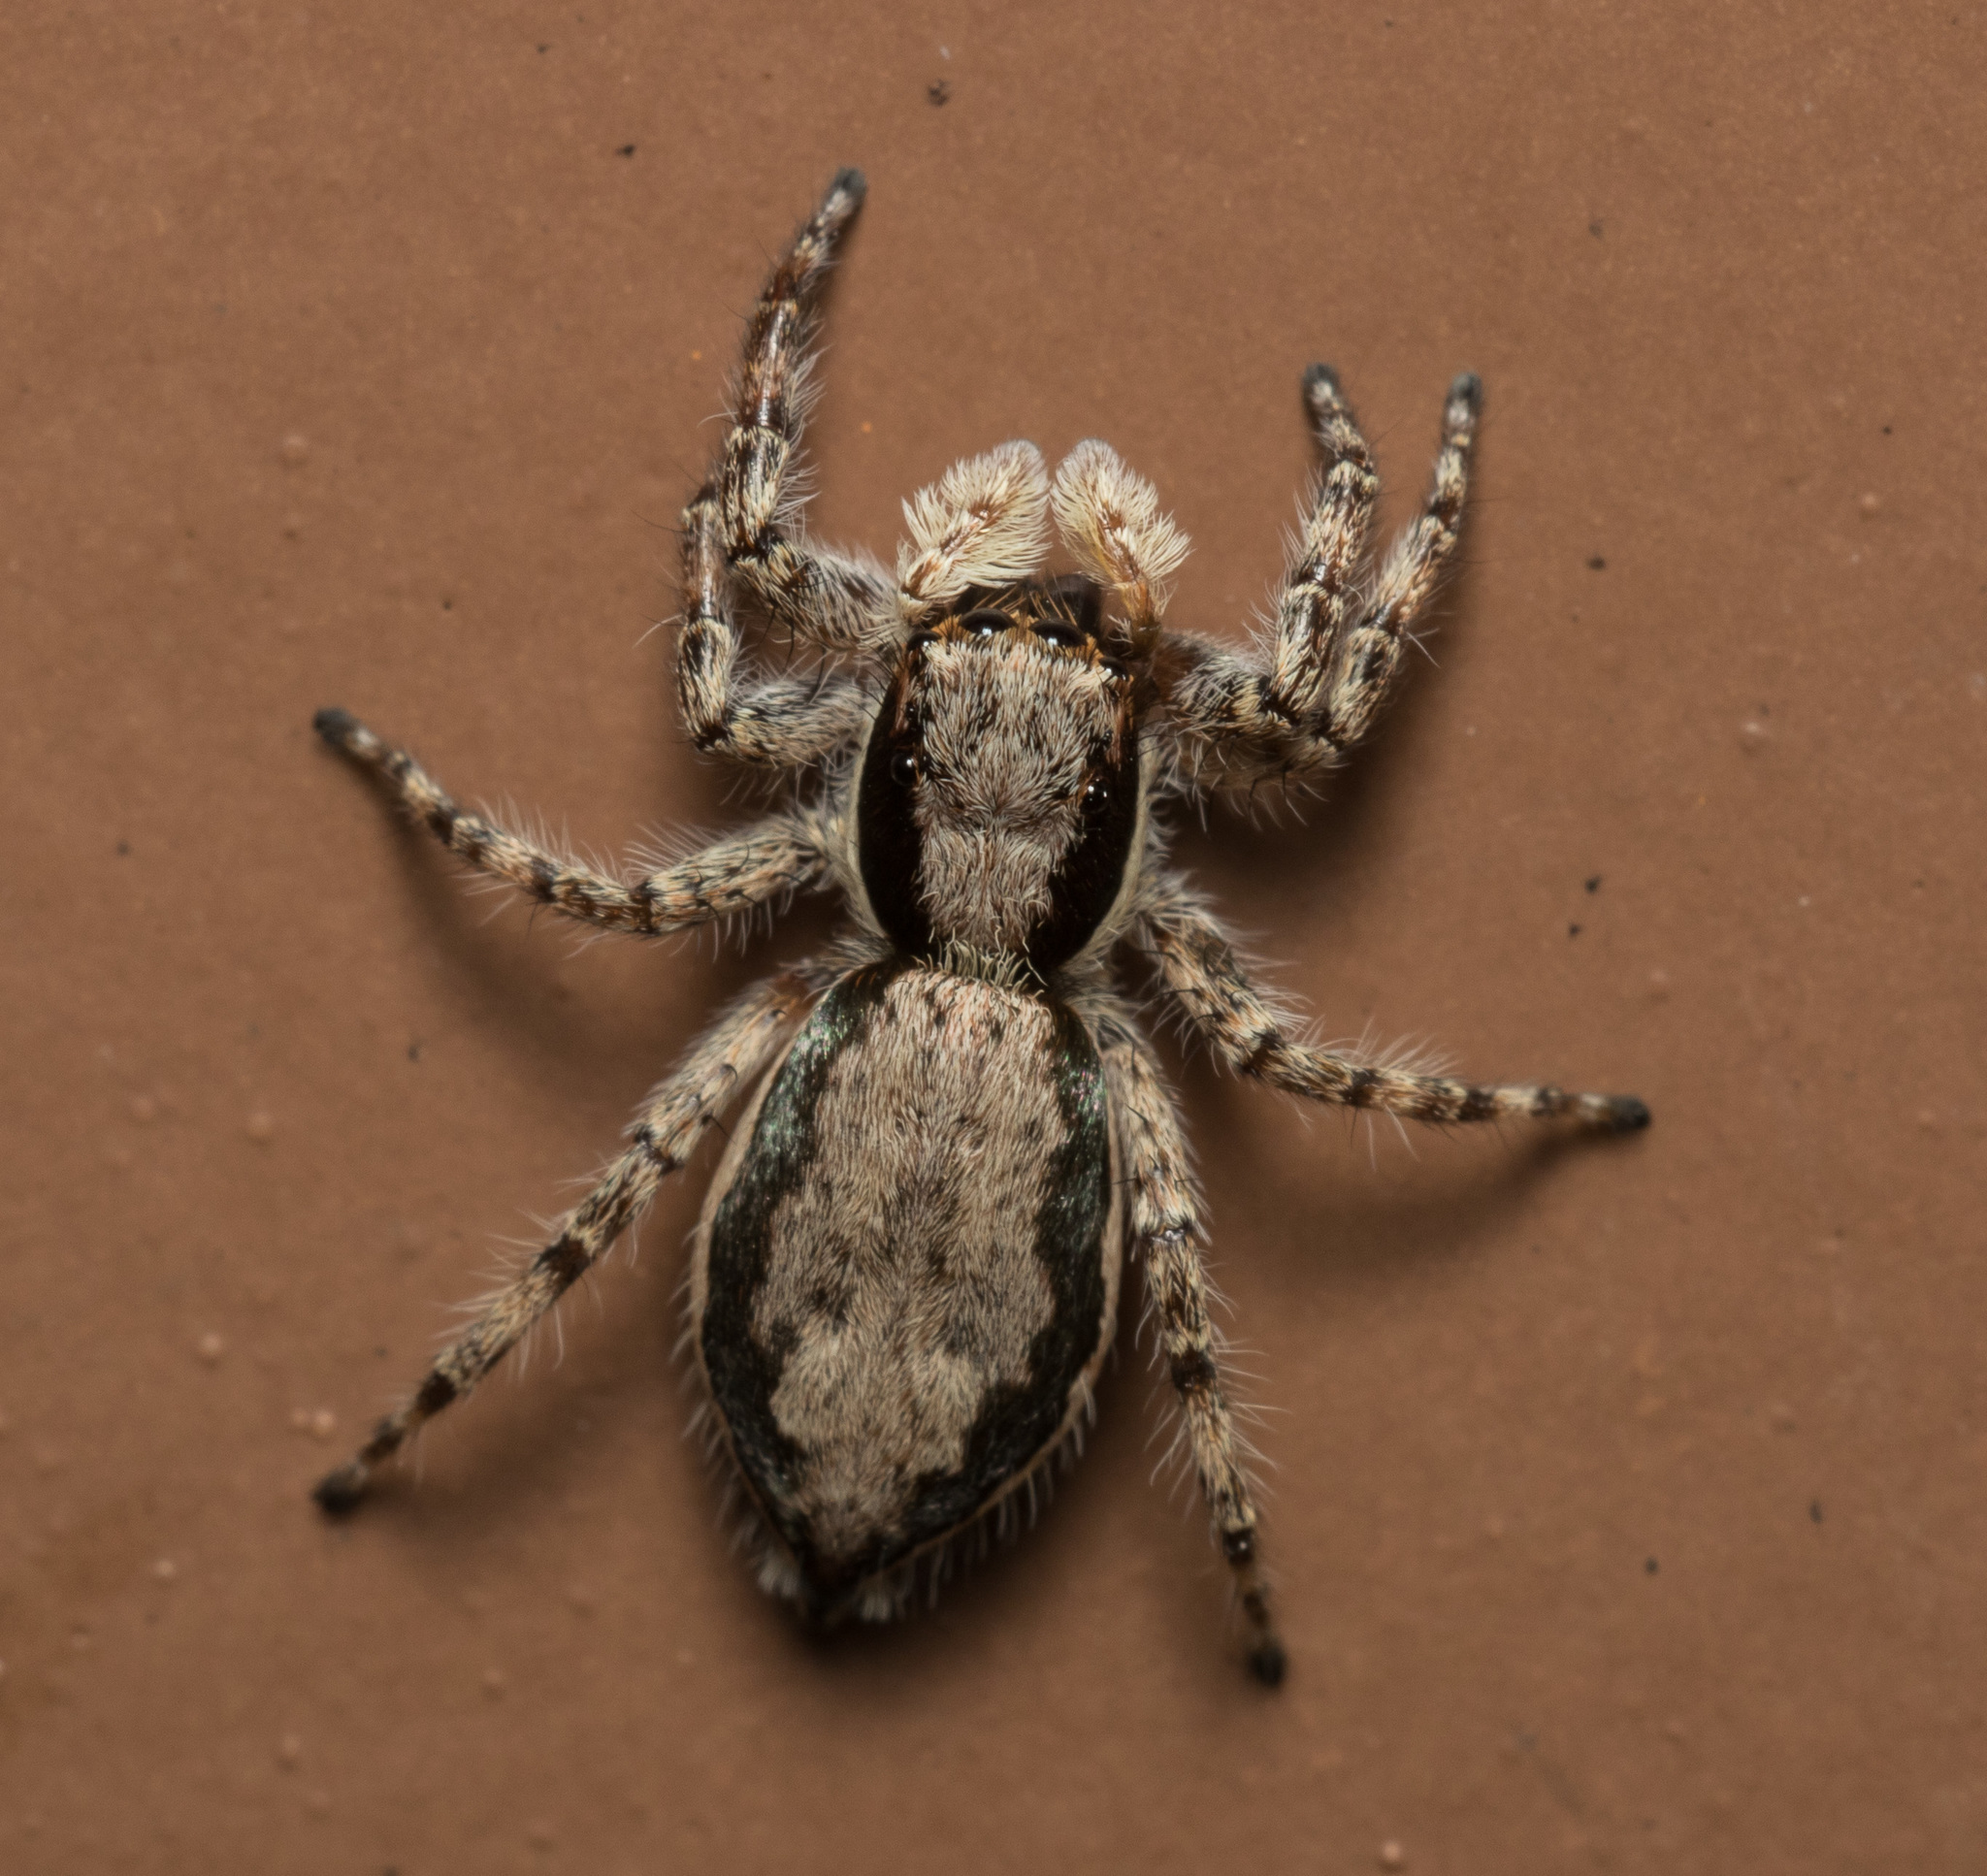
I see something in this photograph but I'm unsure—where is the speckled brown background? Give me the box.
[3,3,1981,1871]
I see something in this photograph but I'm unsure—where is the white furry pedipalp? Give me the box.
[1050,440,1190,633]
[896,440,1052,619]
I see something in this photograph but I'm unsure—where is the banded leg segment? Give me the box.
[1139,875,1650,1131]
[312,971,812,1512]
[314,708,828,931]
[1095,1011,1287,1686]
[1165,366,1379,774]
[1164,372,1479,788]
[678,481,871,765]
[713,168,896,652]
[1321,372,1480,752]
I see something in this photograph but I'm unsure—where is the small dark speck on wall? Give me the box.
[1569,923,1582,938]
[1589,218,1605,238]
[1809,1500,1824,1524]
[928,80,951,106]
[616,144,636,157]
[115,839,131,856]
[1586,555,1607,570]
[407,1040,422,1063]
[1645,1557,1659,1574]
[1584,876,1602,893]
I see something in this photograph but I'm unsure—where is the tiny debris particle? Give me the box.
[482,1666,507,1698]
[1586,555,1606,570]
[197,1332,226,1364]
[1588,218,1605,238]
[1568,923,1582,938]
[130,1094,158,1123]
[1584,875,1602,893]
[928,79,951,105]
[279,434,309,468]
[1768,1401,1797,1432]
[277,1734,303,1769]
[1739,719,1769,750]
[291,1407,337,1440]
[1380,1843,1407,1870]
[615,144,636,157]
[245,1111,276,1143]
[306,1790,331,1817]
[528,1824,557,1851]
[1645,1556,1659,1575]
[151,1557,178,1583]
[1857,492,1880,516]
[115,839,131,856]
[1809,1500,1823,1524]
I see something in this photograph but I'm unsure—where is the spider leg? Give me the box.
[709,168,896,654]
[312,970,811,1512]
[1321,371,1480,753]
[1161,366,1378,777]
[313,708,829,933]
[678,483,871,766]
[1138,873,1650,1131]
[1094,1007,1287,1685]
[1162,372,1478,788]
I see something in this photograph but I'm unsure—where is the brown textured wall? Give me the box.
[3,4,1981,1871]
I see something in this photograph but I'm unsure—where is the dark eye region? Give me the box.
[918,604,1102,659]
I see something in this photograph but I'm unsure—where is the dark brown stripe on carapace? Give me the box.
[855,671,932,958]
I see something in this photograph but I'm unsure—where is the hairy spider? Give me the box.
[310,170,1648,1685]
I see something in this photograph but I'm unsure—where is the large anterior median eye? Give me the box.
[958,609,1012,638]
[890,748,919,787]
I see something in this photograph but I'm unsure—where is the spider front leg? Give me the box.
[1166,371,1479,786]
[313,707,829,932]
[312,970,811,1512]
[709,168,896,655]
[1095,1012,1287,1686]
[678,481,871,766]
[1140,875,1650,1131]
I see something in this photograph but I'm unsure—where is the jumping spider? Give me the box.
[311,170,1648,1684]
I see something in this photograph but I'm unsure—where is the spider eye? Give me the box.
[890,748,920,788]
[907,629,941,652]
[1101,658,1131,684]
[958,609,1011,638]
[1032,621,1085,650]
[1081,775,1110,815]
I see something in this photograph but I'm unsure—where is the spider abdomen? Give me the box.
[692,961,1123,1616]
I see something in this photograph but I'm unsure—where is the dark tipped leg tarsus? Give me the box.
[1249,1637,1289,1688]
[1606,1095,1651,1133]
[311,1462,370,1516]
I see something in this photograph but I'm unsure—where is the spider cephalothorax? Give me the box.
[310,171,1647,1684]
[857,574,1144,977]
